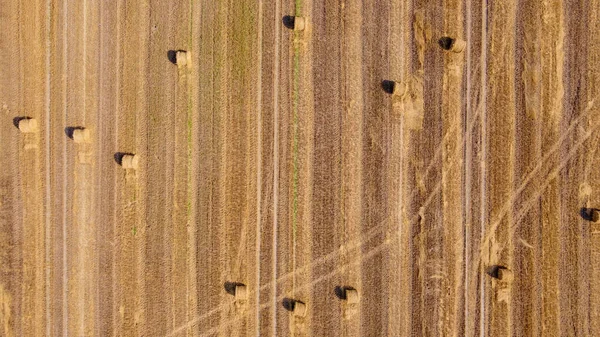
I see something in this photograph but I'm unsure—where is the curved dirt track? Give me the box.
[1,0,600,336]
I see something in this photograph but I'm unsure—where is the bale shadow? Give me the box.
[580,207,600,221]
[438,37,454,50]
[282,15,295,29]
[381,80,396,94]
[114,152,133,165]
[13,116,30,129]
[64,126,84,139]
[486,265,508,279]
[282,298,296,312]
[224,281,245,296]
[334,286,346,300]
[334,286,356,300]
[167,50,178,65]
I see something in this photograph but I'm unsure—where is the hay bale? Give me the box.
[72,128,91,143]
[293,301,307,318]
[345,289,359,305]
[121,154,139,170]
[294,17,306,31]
[18,118,38,133]
[176,51,187,66]
[591,209,600,222]
[234,285,248,302]
[176,51,192,68]
[392,81,406,97]
[450,39,466,53]
[497,269,514,283]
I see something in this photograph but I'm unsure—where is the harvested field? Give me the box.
[0,0,599,336]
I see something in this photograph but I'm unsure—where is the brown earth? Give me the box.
[1,0,599,336]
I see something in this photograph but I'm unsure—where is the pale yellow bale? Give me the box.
[450,39,466,53]
[72,128,91,143]
[234,285,248,302]
[345,289,359,305]
[18,118,38,133]
[293,301,307,318]
[294,17,306,31]
[591,209,600,222]
[176,51,192,68]
[497,269,514,283]
[121,154,139,170]
[391,81,406,97]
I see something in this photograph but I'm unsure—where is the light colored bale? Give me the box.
[234,285,248,302]
[345,289,359,304]
[450,39,466,53]
[72,128,91,143]
[176,51,192,68]
[591,209,600,222]
[392,81,406,97]
[176,51,187,66]
[18,118,38,133]
[293,301,307,318]
[294,17,306,31]
[121,155,139,170]
[498,269,514,283]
